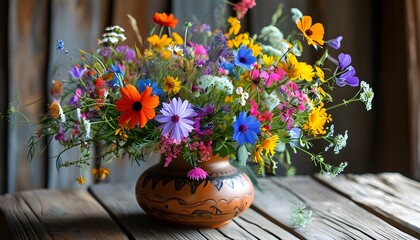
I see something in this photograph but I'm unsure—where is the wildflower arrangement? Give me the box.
[23,1,373,184]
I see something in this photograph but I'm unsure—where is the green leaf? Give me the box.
[236,144,248,167]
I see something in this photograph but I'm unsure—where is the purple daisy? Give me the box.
[155,98,197,142]
[187,167,208,181]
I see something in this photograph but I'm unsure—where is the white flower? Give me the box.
[84,120,91,139]
[236,86,244,95]
[334,130,348,154]
[262,91,280,111]
[58,102,66,123]
[260,25,284,48]
[197,75,215,90]
[360,81,374,111]
[291,8,303,23]
[76,108,81,122]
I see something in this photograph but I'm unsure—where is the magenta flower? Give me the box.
[155,98,197,142]
[187,167,208,181]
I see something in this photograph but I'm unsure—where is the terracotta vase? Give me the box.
[135,154,254,228]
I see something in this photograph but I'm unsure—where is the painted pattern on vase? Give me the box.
[135,154,254,228]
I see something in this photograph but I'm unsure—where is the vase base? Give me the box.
[150,216,232,229]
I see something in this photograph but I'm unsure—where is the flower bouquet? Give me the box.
[11,1,373,186]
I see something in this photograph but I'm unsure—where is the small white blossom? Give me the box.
[334,130,348,154]
[214,76,233,94]
[58,102,66,123]
[260,25,284,48]
[262,91,280,111]
[360,81,374,111]
[84,120,91,139]
[289,205,312,228]
[76,108,81,122]
[236,86,244,95]
[291,8,303,23]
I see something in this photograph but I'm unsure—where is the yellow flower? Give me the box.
[92,167,110,180]
[303,102,332,136]
[228,33,262,56]
[318,86,327,97]
[315,66,325,82]
[147,34,172,49]
[254,134,279,173]
[171,32,184,45]
[296,15,325,47]
[76,176,86,185]
[279,54,314,82]
[227,16,241,36]
[163,76,181,95]
[115,126,128,141]
[262,54,277,66]
[225,96,234,103]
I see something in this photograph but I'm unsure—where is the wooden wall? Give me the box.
[0,0,415,194]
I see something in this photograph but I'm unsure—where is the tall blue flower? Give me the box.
[107,64,124,87]
[232,112,260,145]
[336,66,359,87]
[138,79,163,96]
[234,45,256,70]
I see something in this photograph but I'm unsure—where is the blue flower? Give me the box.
[138,79,163,96]
[336,66,359,87]
[56,39,65,52]
[107,64,124,87]
[327,36,343,50]
[234,45,256,70]
[232,112,260,145]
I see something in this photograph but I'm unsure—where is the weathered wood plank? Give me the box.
[89,183,297,239]
[8,0,49,193]
[252,176,417,240]
[234,207,299,240]
[89,184,207,240]
[0,194,53,240]
[20,188,128,239]
[0,0,8,195]
[315,173,420,238]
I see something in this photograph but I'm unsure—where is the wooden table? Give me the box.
[0,173,419,239]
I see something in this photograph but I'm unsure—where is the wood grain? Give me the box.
[0,194,53,240]
[89,183,298,239]
[315,173,420,238]
[8,0,49,192]
[20,188,128,239]
[252,176,417,240]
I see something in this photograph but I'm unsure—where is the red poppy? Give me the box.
[116,85,159,128]
[153,12,178,28]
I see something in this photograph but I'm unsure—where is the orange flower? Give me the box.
[116,85,159,128]
[153,12,178,28]
[297,16,324,47]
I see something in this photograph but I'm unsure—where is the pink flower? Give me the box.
[265,67,286,87]
[233,0,256,19]
[249,99,260,117]
[187,167,208,181]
